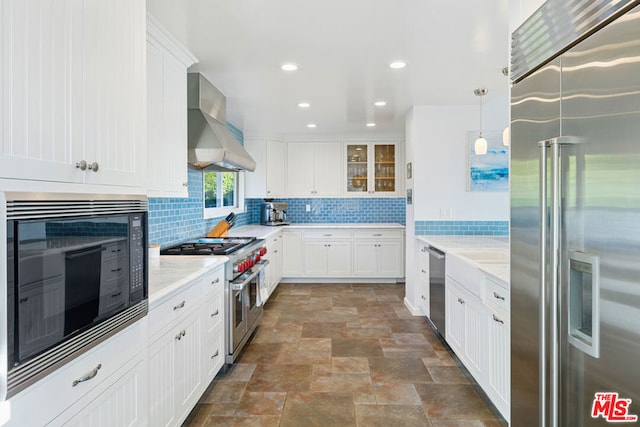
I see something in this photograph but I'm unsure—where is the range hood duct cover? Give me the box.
[187,73,256,172]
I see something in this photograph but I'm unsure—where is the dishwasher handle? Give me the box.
[425,246,445,260]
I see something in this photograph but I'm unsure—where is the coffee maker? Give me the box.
[261,201,290,226]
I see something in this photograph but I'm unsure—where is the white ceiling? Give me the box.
[147,0,510,140]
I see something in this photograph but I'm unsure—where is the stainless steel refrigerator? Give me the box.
[510,1,640,425]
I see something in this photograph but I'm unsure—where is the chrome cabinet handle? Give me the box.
[373,233,383,237]
[323,234,333,237]
[75,160,87,170]
[493,314,504,324]
[211,278,220,285]
[421,295,426,300]
[457,297,465,304]
[87,162,99,172]
[421,269,426,273]
[175,330,186,340]
[72,364,102,387]
[493,292,505,301]
[211,350,219,359]
[211,309,219,317]
[182,182,188,187]
[173,300,186,310]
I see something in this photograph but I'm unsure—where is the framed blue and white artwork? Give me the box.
[468,130,509,192]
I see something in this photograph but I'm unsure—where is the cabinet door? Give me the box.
[417,245,430,314]
[174,309,203,421]
[487,310,510,418]
[149,330,178,427]
[266,140,286,196]
[146,35,190,197]
[244,139,267,198]
[463,297,487,382]
[326,241,352,276]
[372,143,397,194]
[303,241,328,276]
[286,142,315,196]
[282,231,304,276]
[204,329,225,382]
[313,142,342,196]
[81,0,146,187]
[353,241,377,276]
[0,0,84,183]
[445,281,465,355]
[345,143,369,194]
[377,240,403,277]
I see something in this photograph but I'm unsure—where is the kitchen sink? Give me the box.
[454,249,509,264]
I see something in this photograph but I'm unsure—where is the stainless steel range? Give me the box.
[161,237,268,363]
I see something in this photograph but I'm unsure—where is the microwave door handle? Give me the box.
[65,245,103,260]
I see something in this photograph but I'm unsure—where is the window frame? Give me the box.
[203,170,246,219]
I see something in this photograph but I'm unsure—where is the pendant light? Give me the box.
[474,88,488,155]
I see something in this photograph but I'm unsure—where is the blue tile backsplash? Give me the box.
[414,220,509,236]
[269,198,406,224]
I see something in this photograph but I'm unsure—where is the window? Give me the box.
[203,170,245,218]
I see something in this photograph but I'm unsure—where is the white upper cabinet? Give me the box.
[0,0,147,188]
[146,15,198,198]
[286,141,342,197]
[245,139,286,198]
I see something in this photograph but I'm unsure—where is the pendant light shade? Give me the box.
[474,88,488,155]
[475,134,488,155]
[502,126,510,146]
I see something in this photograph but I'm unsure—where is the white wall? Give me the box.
[409,90,510,222]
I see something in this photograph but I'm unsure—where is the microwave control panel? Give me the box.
[129,213,145,301]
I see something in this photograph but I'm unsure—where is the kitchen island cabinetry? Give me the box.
[416,243,430,315]
[484,275,510,420]
[5,320,147,427]
[244,139,286,198]
[286,142,342,196]
[146,16,198,198]
[0,0,146,190]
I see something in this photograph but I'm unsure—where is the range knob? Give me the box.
[260,248,267,256]
[256,255,261,262]
[237,263,245,273]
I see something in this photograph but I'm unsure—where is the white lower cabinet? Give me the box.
[283,227,404,280]
[445,277,487,396]
[264,231,283,296]
[148,264,225,427]
[416,243,430,315]
[6,320,146,427]
[282,230,304,276]
[304,240,352,276]
[444,253,510,422]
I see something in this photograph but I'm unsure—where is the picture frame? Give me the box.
[468,130,509,192]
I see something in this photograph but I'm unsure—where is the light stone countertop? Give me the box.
[148,256,228,307]
[417,235,510,284]
[232,223,405,239]
[282,223,405,229]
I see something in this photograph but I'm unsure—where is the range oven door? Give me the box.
[228,261,268,362]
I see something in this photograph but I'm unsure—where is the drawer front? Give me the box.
[7,321,144,427]
[446,254,484,299]
[205,329,225,381]
[149,279,203,339]
[205,293,224,333]
[201,265,225,298]
[304,230,353,239]
[353,229,403,240]
[485,277,510,316]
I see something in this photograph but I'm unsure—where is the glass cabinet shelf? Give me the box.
[345,142,398,195]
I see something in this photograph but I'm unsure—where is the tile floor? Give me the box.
[184,283,507,427]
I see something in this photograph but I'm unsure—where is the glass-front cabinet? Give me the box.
[345,142,399,196]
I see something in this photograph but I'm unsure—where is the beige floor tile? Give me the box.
[373,382,423,405]
[355,404,431,427]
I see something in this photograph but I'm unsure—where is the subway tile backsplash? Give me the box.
[414,220,509,236]
[265,198,406,224]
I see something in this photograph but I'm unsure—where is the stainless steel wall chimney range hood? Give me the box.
[187,73,256,172]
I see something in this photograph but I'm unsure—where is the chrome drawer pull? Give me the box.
[421,295,426,300]
[457,297,465,304]
[211,309,219,317]
[175,330,186,341]
[72,364,102,387]
[373,233,383,236]
[421,269,426,273]
[211,278,220,285]
[493,314,505,324]
[211,350,219,359]
[173,300,186,310]
[493,292,505,301]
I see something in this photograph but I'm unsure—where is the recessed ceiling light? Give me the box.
[366,122,376,127]
[281,63,298,71]
[374,101,387,107]
[307,123,317,128]
[389,61,407,69]
[298,102,310,108]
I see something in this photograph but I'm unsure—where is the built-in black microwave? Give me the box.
[4,193,149,397]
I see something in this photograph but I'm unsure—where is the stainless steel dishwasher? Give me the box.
[425,245,446,335]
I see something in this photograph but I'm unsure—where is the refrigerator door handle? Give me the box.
[539,139,549,427]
